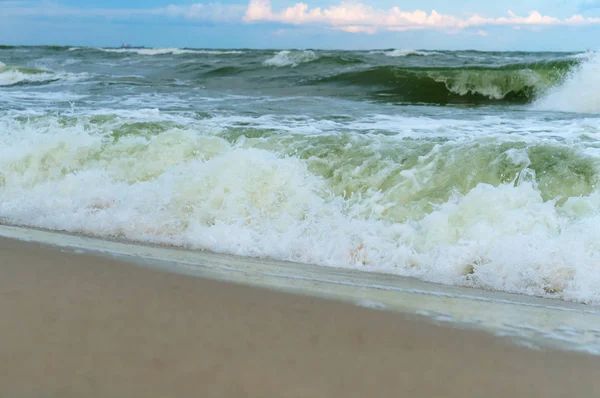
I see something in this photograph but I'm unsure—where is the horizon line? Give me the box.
[0,43,593,53]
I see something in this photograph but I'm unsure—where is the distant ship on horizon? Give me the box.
[121,43,145,49]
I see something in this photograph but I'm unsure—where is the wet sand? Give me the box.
[1,236,599,397]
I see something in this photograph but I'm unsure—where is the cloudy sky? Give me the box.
[2,0,600,50]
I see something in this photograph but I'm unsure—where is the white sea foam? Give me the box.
[0,61,88,87]
[534,52,600,114]
[264,50,318,67]
[2,113,600,304]
[372,49,440,57]
[96,48,243,55]
[387,49,440,57]
[0,69,57,86]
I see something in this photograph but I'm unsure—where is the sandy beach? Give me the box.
[0,236,598,397]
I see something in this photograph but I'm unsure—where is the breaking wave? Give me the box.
[71,47,245,55]
[2,112,600,304]
[264,50,319,67]
[534,52,600,113]
[3,46,600,306]
[382,49,441,57]
[316,60,574,103]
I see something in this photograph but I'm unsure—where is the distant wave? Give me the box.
[376,49,441,57]
[568,51,596,60]
[0,46,585,107]
[264,50,319,67]
[314,60,575,104]
[70,47,244,56]
[263,50,364,68]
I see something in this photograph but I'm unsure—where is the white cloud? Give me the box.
[243,0,271,21]
[3,0,600,35]
[332,25,377,34]
[565,14,600,23]
[243,0,600,33]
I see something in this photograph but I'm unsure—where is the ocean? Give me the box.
[1,45,600,304]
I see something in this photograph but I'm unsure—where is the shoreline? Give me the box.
[2,224,600,354]
[1,235,600,397]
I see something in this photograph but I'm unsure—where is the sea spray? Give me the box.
[534,52,600,113]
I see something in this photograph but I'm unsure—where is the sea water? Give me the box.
[2,46,600,304]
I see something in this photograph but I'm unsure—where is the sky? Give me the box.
[1,0,600,50]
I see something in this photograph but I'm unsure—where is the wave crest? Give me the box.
[87,48,244,55]
[316,61,573,103]
[264,50,318,67]
[534,52,600,113]
[384,49,441,57]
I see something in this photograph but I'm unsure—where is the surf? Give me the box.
[2,47,600,305]
[534,52,600,113]
[2,111,600,304]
